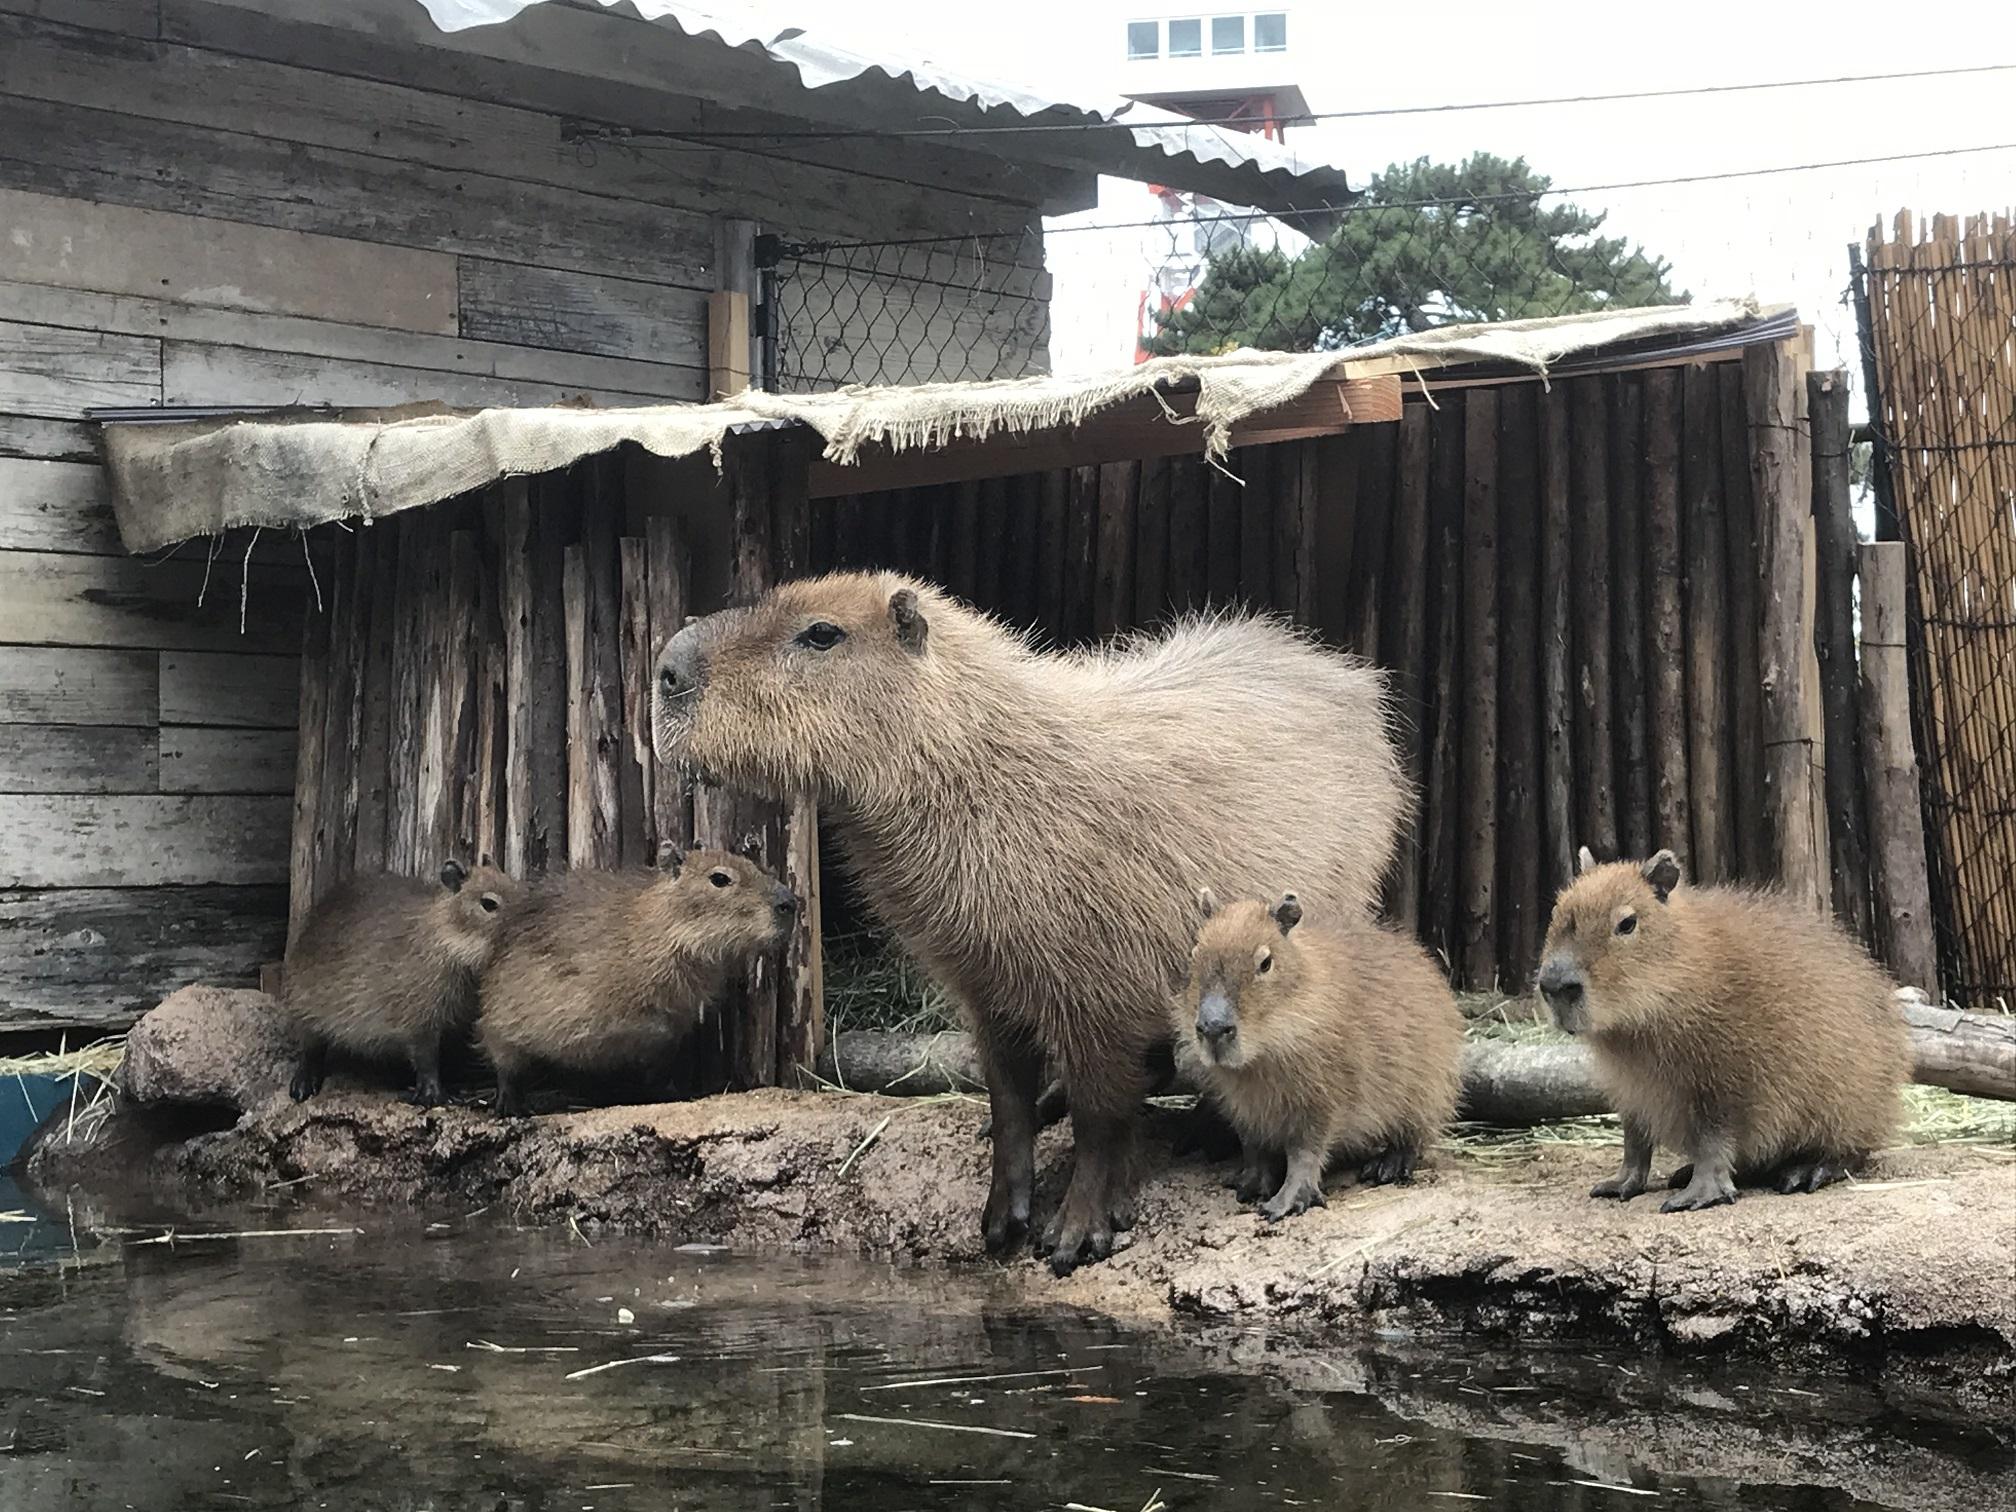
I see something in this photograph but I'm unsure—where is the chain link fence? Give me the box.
[1854,211,2016,1009]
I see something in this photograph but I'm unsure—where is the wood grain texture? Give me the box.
[158,726,296,794]
[1568,377,1617,861]
[1537,383,1577,895]
[0,725,157,794]
[1457,390,1499,990]
[0,646,156,725]
[157,652,298,729]
[0,549,302,653]
[0,794,291,886]
[459,259,707,368]
[1681,364,1733,883]
[1642,368,1693,864]
[1493,386,1541,986]
[1608,376,1651,860]
[0,316,157,418]
[0,456,116,553]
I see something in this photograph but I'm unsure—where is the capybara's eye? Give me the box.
[709,870,732,888]
[796,621,847,650]
[480,895,500,914]
[1615,914,1637,937]
[1256,951,1273,975]
[659,666,676,690]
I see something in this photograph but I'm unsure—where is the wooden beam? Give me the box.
[707,290,752,401]
[1857,542,1939,993]
[804,376,1403,498]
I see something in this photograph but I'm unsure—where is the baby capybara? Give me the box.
[1173,890,1463,1221]
[476,846,797,1117]
[1538,847,1912,1211]
[655,573,1408,1274]
[284,859,520,1106]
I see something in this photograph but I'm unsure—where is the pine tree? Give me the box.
[1147,154,1685,353]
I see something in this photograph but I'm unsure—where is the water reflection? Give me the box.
[0,1214,2005,1511]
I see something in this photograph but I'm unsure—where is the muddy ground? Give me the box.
[23,1083,2014,1415]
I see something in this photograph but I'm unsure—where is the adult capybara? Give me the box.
[477,847,796,1116]
[1538,847,1912,1212]
[284,859,520,1106]
[1174,890,1463,1222]
[653,572,1409,1273]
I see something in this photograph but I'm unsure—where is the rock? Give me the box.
[116,986,295,1114]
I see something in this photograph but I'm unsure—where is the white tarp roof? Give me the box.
[415,0,1357,220]
[102,301,1791,554]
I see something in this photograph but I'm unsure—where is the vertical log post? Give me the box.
[1165,456,1210,617]
[1205,457,1242,609]
[1494,386,1542,987]
[1382,407,1431,935]
[645,511,693,854]
[1421,398,1467,965]
[617,537,657,869]
[1312,432,1358,648]
[1133,455,1170,627]
[1237,445,1275,610]
[1745,341,1826,909]
[353,521,396,875]
[1459,390,1500,990]
[314,532,360,899]
[1682,366,1732,881]
[1538,383,1576,892]
[1608,377,1651,860]
[1569,377,1618,861]
[1064,464,1099,643]
[437,529,482,867]
[1093,461,1139,638]
[1857,541,1939,992]
[1643,369,1693,864]
[384,509,431,877]
[1719,365,1767,879]
[288,532,334,947]
[1035,470,1068,639]
[1810,370,1872,939]
[1347,428,1394,654]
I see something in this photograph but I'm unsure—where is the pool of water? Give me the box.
[0,1202,2006,1511]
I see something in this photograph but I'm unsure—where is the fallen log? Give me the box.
[814,1005,2016,1122]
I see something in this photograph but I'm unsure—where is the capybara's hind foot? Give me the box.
[1591,1172,1648,1201]
[288,1071,319,1103]
[1227,1162,1272,1204]
[1666,1164,1694,1190]
[983,1181,1031,1257]
[1040,1181,1131,1276]
[1772,1156,1851,1194]
[1359,1144,1418,1187]
[1661,1170,1737,1212]
[405,1077,446,1109]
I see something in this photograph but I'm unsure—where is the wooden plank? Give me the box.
[1744,341,1824,909]
[0,184,456,334]
[459,260,707,368]
[0,457,115,553]
[0,725,157,794]
[160,341,662,412]
[617,536,655,869]
[1034,470,1067,641]
[1237,445,1273,610]
[0,885,290,1032]
[1810,369,1871,937]
[0,548,301,652]
[1537,383,1577,893]
[158,726,296,794]
[0,317,157,419]
[707,290,752,401]
[433,529,482,865]
[287,551,331,941]
[1642,368,1693,864]
[1458,390,1499,991]
[972,477,1009,613]
[1132,455,1169,627]
[562,539,623,872]
[0,0,162,38]
[0,413,101,462]
[1608,376,1651,860]
[1682,365,1733,883]
[1310,432,1357,645]
[158,651,297,729]
[1163,455,1210,617]
[1568,377,1618,861]
[1857,541,1939,992]
[351,522,396,873]
[1719,364,1766,879]
[322,525,375,878]
[1420,396,1466,962]
[1092,461,1138,638]
[0,92,715,289]
[1062,465,1098,645]
[1380,406,1431,936]
[1344,428,1392,653]
[804,378,1404,498]
[0,646,156,725]
[0,794,289,886]
[382,508,430,876]
[1204,458,1242,609]
[1493,386,1541,987]
[0,278,702,407]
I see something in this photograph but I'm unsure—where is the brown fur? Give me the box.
[1538,848,1912,1211]
[654,571,1410,1272]
[1174,891,1464,1221]
[476,849,795,1116]
[284,860,520,1106]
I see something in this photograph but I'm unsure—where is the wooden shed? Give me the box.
[86,300,1852,1088]
[0,0,1350,1040]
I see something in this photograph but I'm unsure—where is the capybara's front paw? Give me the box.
[1358,1145,1418,1186]
[1040,1207,1115,1277]
[982,1182,1031,1256]
[288,1067,321,1103]
[1228,1162,1272,1204]
[1258,1177,1325,1223]
[1660,1171,1737,1212]
[1590,1172,1648,1201]
[406,1076,446,1109]
[1771,1157,1849,1194]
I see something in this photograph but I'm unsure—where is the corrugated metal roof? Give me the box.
[416,0,1355,221]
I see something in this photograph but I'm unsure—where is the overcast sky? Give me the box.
[756,0,2016,384]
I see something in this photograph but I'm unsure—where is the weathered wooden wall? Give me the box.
[0,0,1062,1034]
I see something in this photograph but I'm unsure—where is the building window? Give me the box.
[1168,17,1202,56]
[1253,11,1287,51]
[1211,15,1245,54]
[1126,20,1159,59]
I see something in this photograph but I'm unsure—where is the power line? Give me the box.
[773,140,2016,254]
[580,61,2016,144]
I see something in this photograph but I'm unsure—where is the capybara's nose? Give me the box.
[657,624,707,701]
[773,886,799,916]
[1195,990,1237,1045]
[1536,959,1583,1003]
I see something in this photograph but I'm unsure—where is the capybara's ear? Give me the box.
[1271,892,1303,934]
[889,588,929,652]
[1197,886,1219,919]
[655,841,685,876]
[1577,844,1598,874]
[1642,849,1682,902]
[439,859,468,893]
